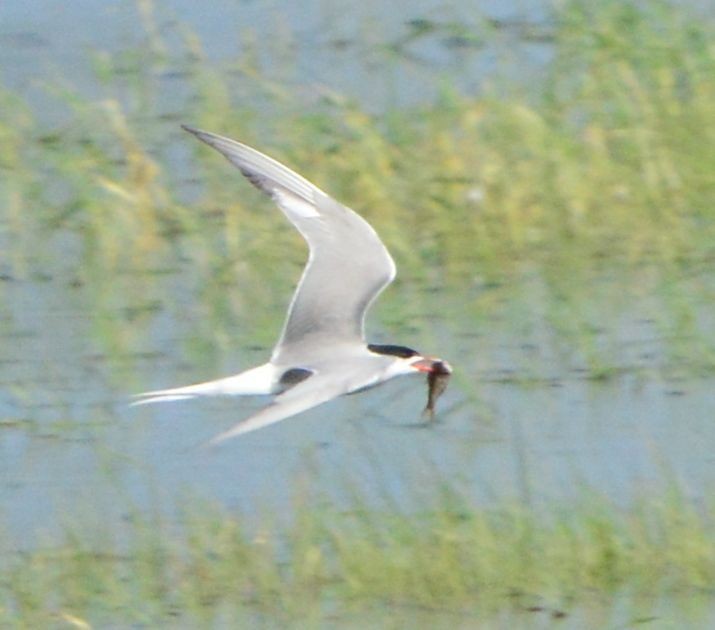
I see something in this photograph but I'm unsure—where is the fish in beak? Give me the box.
[412,358,452,421]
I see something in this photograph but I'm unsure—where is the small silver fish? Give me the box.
[422,360,452,421]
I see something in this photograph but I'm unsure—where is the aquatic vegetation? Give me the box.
[1,487,715,625]
[2,0,713,375]
[1,0,715,624]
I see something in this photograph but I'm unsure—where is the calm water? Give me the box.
[0,0,553,119]
[1,243,713,545]
[1,1,715,625]
[1,0,714,531]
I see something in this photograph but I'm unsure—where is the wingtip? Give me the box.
[198,430,233,451]
[181,125,229,151]
[181,124,204,137]
[200,417,266,449]
[198,437,220,452]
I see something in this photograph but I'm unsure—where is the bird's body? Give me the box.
[133,127,451,444]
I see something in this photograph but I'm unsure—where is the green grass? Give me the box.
[1,0,713,376]
[1,487,715,626]
[3,0,713,272]
[1,3,715,623]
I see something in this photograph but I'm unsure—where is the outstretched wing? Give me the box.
[203,373,344,446]
[183,127,396,364]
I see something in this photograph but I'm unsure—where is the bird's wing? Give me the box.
[182,126,396,363]
[203,372,346,446]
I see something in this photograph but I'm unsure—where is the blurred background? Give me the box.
[1,0,714,626]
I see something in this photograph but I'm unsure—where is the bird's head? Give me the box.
[367,343,452,376]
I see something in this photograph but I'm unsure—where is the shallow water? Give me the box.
[0,0,554,121]
[0,0,714,535]
[1,248,714,547]
[1,1,715,624]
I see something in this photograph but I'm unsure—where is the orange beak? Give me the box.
[411,357,444,373]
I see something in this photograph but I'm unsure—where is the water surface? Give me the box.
[1,0,714,624]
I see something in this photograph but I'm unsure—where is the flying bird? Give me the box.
[132,126,452,445]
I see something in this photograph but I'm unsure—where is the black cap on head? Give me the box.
[367,343,419,359]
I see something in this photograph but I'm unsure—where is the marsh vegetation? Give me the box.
[1,0,714,625]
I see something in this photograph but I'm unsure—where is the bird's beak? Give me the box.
[411,357,452,374]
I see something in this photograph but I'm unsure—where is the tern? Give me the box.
[133,126,452,445]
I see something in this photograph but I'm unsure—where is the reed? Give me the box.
[4,1,712,272]
[1,3,714,622]
[1,486,714,625]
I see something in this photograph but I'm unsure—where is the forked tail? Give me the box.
[130,363,278,407]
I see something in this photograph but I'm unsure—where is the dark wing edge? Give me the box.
[182,125,320,203]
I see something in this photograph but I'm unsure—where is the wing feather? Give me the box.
[203,374,343,446]
[183,126,396,362]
